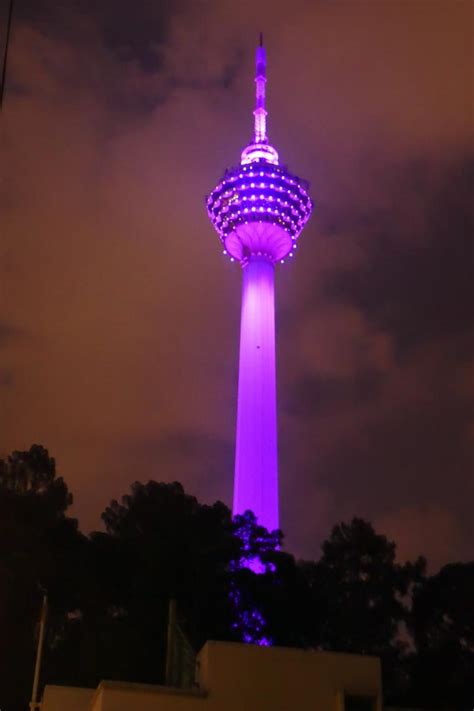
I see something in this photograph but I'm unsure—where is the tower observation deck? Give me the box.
[206,36,313,532]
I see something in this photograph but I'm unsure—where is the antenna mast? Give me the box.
[254,33,267,143]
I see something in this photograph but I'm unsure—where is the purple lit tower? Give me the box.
[206,37,313,533]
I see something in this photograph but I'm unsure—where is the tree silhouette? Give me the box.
[0,446,81,711]
[311,518,425,654]
[298,518,425,700]
[1,446,472,709]
[46,481,241,689]
[102,481,240,649]
[407,562,474,708]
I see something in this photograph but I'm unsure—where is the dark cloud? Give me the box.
[120,431,234,504]
[13,0,181,66]
[0,370,14,388]
[279,154,473,568]
[0,324,22,392]
[0,323,23,346]
[324,156,474,356]
[286,369,383,417]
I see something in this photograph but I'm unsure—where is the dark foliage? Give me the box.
[0,446,472,711]
[405,562,474,708]
[0,446,83,711]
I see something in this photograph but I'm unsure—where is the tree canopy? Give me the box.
[0,445,472,711]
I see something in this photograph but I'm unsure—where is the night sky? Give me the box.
[1,0,472,571]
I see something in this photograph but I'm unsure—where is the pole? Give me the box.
[0,0,15,110]
[29,593,47,711]
[165,598,177,685]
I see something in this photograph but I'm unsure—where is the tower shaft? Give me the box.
[233,255,279,531]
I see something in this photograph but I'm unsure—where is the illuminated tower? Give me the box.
[206,36,313,533]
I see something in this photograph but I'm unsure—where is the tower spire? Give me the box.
[240,34,279,165]
[254,34,267,144]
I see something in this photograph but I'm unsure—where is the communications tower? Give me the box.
[206,36,313,533]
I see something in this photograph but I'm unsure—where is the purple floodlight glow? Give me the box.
[228,512,279,645]
[229,584,272,646]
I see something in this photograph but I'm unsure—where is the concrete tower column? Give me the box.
[233,255,278,532]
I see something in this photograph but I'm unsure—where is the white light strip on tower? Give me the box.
[254,34,267,144]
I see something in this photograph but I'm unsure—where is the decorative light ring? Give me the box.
[206,161,312,248]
